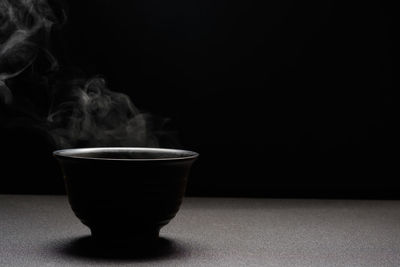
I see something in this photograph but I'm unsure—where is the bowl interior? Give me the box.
[53,147,198,161]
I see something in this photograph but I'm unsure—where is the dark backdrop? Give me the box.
[0,0,396,197]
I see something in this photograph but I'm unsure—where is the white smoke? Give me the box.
[0,0,60,103]
[47,77,159,148]
[1,0,161,149]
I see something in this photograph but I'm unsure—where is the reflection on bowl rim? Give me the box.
[53,147,199,162]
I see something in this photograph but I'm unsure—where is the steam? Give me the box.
[47,77,158,148]
[1,0,161,148]
[0,0,61,103]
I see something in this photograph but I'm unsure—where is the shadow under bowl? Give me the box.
[54,147,198,244]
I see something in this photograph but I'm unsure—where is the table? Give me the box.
[1,195,400,266]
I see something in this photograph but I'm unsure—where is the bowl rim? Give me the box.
[53,147,199,162]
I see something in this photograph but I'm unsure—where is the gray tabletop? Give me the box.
[1,195,400,266]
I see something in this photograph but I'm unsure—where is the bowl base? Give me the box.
[90,227,161,246]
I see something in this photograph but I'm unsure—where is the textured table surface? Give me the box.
[1,195,400,267]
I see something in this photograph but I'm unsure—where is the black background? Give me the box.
[0,0,396,197]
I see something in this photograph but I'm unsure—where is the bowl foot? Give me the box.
[90,227,161,247]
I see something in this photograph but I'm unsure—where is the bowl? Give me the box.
[54,147,198,244]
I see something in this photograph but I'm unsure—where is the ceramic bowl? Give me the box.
[54,147,198,244]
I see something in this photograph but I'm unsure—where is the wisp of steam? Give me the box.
[0,0,58,104]
[47,77,158,148]
[0,0,159,148]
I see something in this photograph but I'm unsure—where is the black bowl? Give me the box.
[54,147,198,244]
